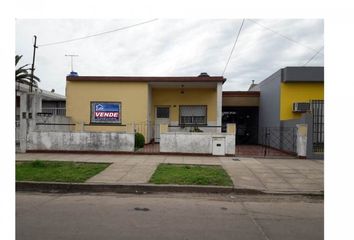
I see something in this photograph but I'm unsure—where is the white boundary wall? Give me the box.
[160,132,235,155]
[27,131,135,152]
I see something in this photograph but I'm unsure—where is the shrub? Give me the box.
[135,132,145,149]
[189,126,203,132]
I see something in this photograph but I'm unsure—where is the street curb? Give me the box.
[16,181,324,196]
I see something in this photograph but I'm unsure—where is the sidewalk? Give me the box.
[16,153,324,193]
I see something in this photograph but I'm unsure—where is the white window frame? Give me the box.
[179,105,207,126]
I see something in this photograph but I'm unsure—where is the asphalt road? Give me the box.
[16,192,323,240]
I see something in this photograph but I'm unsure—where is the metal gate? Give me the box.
[311,100,324,153]
[261,127,297,156]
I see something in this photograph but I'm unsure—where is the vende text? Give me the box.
[95,112,119,118]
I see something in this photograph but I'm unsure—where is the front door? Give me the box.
[154,106,170,142]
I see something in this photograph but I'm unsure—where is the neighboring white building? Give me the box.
[15,82,66,152]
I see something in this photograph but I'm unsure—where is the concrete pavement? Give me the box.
[16,153,324,193]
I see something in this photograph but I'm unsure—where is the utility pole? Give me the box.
[65,54,79,73]
[30,35,38,92]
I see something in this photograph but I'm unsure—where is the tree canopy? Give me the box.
[15,55,40,88]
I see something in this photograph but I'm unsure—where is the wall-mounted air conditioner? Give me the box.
[293,102,311,113]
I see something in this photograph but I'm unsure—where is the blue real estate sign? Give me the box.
[91,102,121,124]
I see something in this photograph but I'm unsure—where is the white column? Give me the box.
[216,82,222,132]
[296,124,308,158]
[28,92,42,132]
[147,84,152,143]
[19,92,28,153]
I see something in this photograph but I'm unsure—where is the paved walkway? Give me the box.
[16,153,324,192]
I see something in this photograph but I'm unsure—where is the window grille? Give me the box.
[156,107,170,118]
[311,100,324,153]
[180,106,207,125]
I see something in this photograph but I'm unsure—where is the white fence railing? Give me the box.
[41,107,66,116]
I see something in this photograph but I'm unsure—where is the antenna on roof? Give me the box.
[65,54,79,76]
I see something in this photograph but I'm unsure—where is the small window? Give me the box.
[16,96,20,108]
[156,107,170,118]
[180,106,207,125]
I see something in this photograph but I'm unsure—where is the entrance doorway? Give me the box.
[222,107,258,145]
[154,106,170,142]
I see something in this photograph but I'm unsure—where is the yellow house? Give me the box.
[66,74,225,143]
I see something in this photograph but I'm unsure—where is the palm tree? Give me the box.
[15,55,40,88]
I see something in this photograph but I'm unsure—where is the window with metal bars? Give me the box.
[156,107,170,118]
[311,100,324,153]
[179,105,207,125]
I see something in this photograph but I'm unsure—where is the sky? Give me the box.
[15,19,324,95]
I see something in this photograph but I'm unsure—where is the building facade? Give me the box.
[64,67,324,158]
[220,67,324,158]
[66,75,225,143]
[256,67,324,158]
[221,91,260,145]
[15,83,67,152]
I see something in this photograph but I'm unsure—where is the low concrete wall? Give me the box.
[27,131,135,152]
[160,132,235,155]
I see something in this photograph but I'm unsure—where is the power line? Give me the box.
[247,19,323,56]
[303,46,324,66]
[38,19,158,47]
[222,19,245,76]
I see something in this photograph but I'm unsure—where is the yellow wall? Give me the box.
[151,88,217,123]
[66,81,148,132]
[280,82,324,120]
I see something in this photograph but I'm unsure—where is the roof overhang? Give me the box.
[282,67,324,83]
[67,76,226,83]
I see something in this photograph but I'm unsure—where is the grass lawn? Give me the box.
[16,160,110,183]
[149,164,233,186]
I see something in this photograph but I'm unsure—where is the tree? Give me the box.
[15,55,40,88]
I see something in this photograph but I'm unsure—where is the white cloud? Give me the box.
[15,19,324,95]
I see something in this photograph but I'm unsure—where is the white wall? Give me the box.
[160,132,235,155]
[27,132,135,152]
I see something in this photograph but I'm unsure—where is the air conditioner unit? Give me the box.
[293,102,311,113]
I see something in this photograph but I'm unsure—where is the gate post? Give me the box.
[18,92,28,153]
[227,123,237,151]
[264,127,269,157]
[296,124,308,158]
[226,123,236,134]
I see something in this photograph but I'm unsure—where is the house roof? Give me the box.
[40,89,66,101]
[16,82,66,101]
[66,76,226,83]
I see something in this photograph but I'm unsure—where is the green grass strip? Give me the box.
[149,164,233,186]
[16,160,110,183]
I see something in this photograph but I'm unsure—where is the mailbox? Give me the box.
[212,137,225,156]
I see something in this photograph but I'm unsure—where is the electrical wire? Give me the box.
[38,19,158,47]
[247,19,323,56]
[303,46,324,66]
[222,19,245,76]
